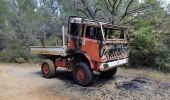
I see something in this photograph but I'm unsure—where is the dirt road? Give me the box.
[0,63,170,100]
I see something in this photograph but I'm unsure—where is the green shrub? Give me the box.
[129,31,170,72]
[14,57,26,64]
[130,33,156,66]
[0,42,30,63]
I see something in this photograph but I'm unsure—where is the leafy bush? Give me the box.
[129,31,170,72]
[0,40,30,63]
[130,33,156,66]
[15,57,26,64]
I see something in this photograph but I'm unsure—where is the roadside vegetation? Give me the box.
[0,0,170,72]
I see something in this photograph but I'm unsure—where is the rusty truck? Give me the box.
[30,16,129,86]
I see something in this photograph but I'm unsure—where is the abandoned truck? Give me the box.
[30,16,129,86]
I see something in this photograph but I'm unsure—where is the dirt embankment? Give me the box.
[0,63,170,100]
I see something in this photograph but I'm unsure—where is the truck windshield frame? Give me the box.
[100,24,126,40]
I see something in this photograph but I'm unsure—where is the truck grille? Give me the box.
[104,45,128,61]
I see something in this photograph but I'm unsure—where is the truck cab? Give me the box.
[68,16,128,72]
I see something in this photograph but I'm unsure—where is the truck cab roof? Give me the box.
[69,16,126,30]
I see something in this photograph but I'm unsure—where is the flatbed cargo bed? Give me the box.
[30,46,65,56]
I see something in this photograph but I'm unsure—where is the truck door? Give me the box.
[81,25,102,61]
[68,23,82,50]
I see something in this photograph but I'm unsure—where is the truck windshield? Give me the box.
[103,27,124,40]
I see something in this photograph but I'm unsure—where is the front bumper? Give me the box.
[99,58,128,71]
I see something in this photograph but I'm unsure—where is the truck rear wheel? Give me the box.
[41,59,56,78]
[73,62,94,86]
[100,67,117,78]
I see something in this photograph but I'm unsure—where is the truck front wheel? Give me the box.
[41,59,56,78]
[100,67,117,78]
[73,62,94,86]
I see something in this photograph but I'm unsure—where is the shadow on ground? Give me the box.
[33,69,116,86]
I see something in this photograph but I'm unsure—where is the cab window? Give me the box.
[70,23,81,36]
[70,23,84,37]
[85,26,102,40]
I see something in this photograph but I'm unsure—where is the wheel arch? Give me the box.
[72,52,94,69]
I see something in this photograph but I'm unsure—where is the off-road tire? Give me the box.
[73,62,94,86]
[41,59,56,78]
[100,67,117,78]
